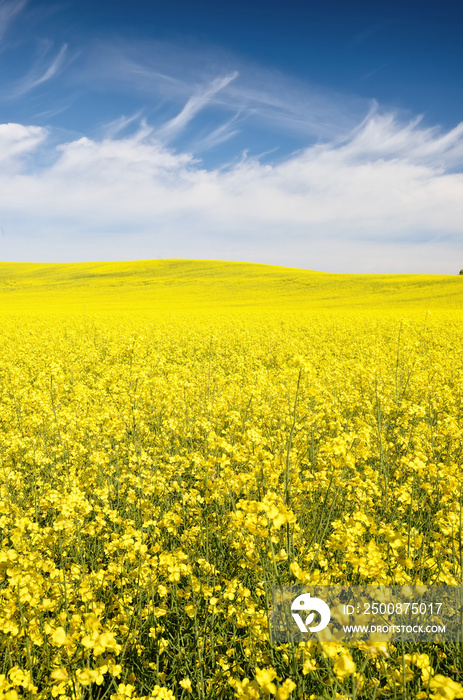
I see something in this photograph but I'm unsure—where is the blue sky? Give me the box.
[0,0,462,272]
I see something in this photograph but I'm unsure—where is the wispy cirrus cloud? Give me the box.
[78,38,373,146]
[0,111,462,272]
[156,71,239,141]
[1,32,375,160]
[190,109,250,152]
[0,0,26,42]
[9,42,70,97]
[100,111,146,139]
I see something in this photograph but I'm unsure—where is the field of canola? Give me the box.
[0,260,462,700]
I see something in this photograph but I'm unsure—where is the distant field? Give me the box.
[0,259,462,315]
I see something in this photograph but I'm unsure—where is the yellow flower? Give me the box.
[112,683,135,698]
[302,657,317,674]
[404,653,432,671]
[229,678,260,700]
[3,692,19,700]
[150,686,176,699]
[50,627,68,647]
[179,678,193,693]
[184,604,196,618]
[275,679,297,700]
[333,653,356,678]
[81,631,121,656]
[76,668,105,686]
[8,667,32,689]
[255,667,277,694]
[391,666,414,683]
[50,668,69,682]
[428,675,463,700]
[321,643,344,658]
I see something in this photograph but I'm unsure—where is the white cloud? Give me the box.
[0,122,46,163]
[0,112,462,273]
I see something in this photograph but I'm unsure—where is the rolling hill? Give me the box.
[0,259,461,315]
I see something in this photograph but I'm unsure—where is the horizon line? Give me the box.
[0,258,460,276]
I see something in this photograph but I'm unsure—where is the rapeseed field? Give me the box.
[0,260,462,700]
